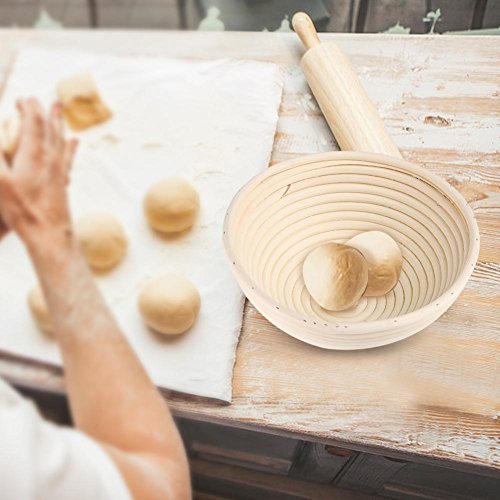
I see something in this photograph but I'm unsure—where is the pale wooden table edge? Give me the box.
[4,361,499,478]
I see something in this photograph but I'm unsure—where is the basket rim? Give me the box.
[223,151,480,338]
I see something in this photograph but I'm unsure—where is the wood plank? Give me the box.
[0,30,498,474]
[336,453,408,494]
[194,493,226,500]
[383,462,500,499]
[191,458,378,500]
[289,442,354,483]
[179,419,300,475]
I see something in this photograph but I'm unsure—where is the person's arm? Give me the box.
[0,99,190,499]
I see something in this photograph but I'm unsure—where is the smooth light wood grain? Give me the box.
[293,12,402,157]
[292,12,321,50]
[0,30,498,474]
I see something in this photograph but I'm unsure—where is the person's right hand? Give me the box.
[0,98,77,248]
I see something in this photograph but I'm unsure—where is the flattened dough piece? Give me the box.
[57,73,112,131]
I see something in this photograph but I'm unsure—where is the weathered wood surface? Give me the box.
[0,30,498,473]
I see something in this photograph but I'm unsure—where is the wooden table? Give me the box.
[0,29,498,487]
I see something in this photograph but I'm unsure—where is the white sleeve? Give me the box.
[0,380,131,500]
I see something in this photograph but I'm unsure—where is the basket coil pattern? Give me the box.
[224,152,480,349]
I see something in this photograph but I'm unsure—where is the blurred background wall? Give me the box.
[0,0,498,33]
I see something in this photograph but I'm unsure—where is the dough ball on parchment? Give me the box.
[28,285,53,336]
[75,213,127,271]
[346,231,403,297]
[138,274,201,335]
[144,177,199,233]
[303,243,368,312]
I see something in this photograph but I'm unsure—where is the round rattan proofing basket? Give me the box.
[224,152,480,349]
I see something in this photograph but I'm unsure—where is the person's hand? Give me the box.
[0,98,77,249]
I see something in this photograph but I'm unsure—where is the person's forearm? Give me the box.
[1,99,190,498]
[26,227,186,461]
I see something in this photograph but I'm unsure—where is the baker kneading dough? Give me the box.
[138,274,201,335]
[346,231,403,297]
[28,285,53,336]
[0,114,20,161]
[144,177,200,233]
[57,73,112,131]
[75,213,127,271]
[303,243,368,312]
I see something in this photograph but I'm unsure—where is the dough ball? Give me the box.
[346,231,403,297]
[303,243,368,312]
[28,285,53,336]
[57,73,112,131]
[0,114,20,160]
[138,274,201,335]
[75,213,127,271]
[144,177,199,233]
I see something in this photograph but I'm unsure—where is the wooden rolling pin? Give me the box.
[292,12,402,158]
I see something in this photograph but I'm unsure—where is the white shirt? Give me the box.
[0,378,130,500]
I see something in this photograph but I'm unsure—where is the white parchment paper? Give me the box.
[0,48,283,402]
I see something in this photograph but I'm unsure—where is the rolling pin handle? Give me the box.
[292,12,321,50]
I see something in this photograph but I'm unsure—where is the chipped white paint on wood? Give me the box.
[0,30,498,472]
